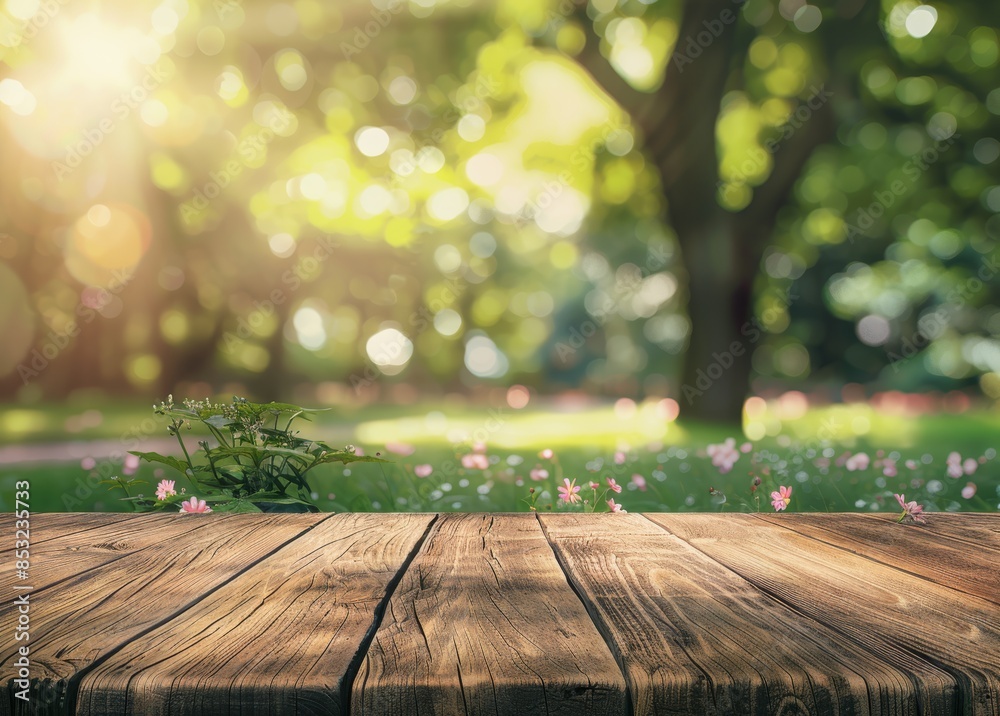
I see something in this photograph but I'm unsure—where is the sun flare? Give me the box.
[52,12,149,92]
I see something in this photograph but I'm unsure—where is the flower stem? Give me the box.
[174,422,202,490]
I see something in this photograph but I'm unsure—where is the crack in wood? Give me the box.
[338,514,438,716]
[536,511,636,716]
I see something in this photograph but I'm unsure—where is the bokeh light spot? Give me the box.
[905,5,938,38]
[355,126,390,157]
[388,76,417,105]
[433,309,462,336]
[464,335,508,378]
[457,114,486,142]
[507,385,530,409]
[857,315,891,346]
[65,204,151,287]
[367,328,414,374]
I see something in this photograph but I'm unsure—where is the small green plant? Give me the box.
[115,395,384,513]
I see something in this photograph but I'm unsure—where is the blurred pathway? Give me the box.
[0,424,357,466]
[0,438,190,466]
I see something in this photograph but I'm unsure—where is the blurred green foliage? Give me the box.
[0,0,998,417]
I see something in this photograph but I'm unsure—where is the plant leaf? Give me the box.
[210,445,312,464]
[128,451,200,475]
[210,499,263,513]
[311,451,389,466]
[204,415,234,428]
[253,401,330,414]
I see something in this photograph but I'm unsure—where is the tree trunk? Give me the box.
[675,213,756,422]
[571,0,841,423]
[645,0,748,422]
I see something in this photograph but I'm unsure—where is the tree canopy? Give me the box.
[0,0,998,423]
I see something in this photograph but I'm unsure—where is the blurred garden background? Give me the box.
[0,0,998,513]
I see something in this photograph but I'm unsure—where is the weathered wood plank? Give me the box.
[76,513,435,716]
[353,513,627,715]
[653,513,1000,715]
[541,512,945,715]
[890,512,1000,551]
[758,513,1000,605]
[1,513,148,551]
[0,513,326,716]
[13,514,224,593]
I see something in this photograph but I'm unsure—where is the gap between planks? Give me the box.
[55,514,336,716]
[8,513,999,715]
[337,514,439,716]
[74,513,439,716]
[539,513,942,714]
[0,515,332,713]
[650,514,1000,715]
[534,511,635,716]
[351,513,628,715]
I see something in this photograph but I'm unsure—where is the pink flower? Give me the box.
[558,478,581,504]
[740,442,753,453]
[179,497,212,514]
[963,458,978,476]
[770,485,792,511]
[607,498,626,513]
[905,459,918,470]
[461,453,489,470]
[845,453,869,471]
[613,450,627,465]
[632,474,647,491]
[707,438,740,473]
[155,479,177,501]
[947,463,963,479]
[606,477,622,493]
[961,482,977,499]
[530,468,549,481]
[81,457,96,471]
[385,442,415,456]
[123,453,141,476]
[882,459,897,478]
[589,481,600,490]
[539,448,554,460]
[414,464,433,478]
[894,493,926,523]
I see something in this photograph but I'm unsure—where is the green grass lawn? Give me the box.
[1,399,998,514]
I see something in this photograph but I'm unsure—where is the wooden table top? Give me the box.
[2,512,998,715]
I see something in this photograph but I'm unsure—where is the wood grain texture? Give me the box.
[901,512,1000,550]
[353,513,627,716]
[758,513,1000,605]
[541,512,936,715]
[77,513,435,716]
[653,514,1000,715]
[4,512,1000,715]
[2,513,148,551]
[0,513,325,716]
[14,513,222,593]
